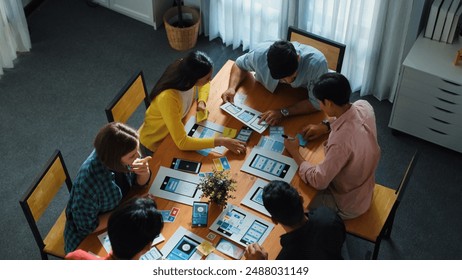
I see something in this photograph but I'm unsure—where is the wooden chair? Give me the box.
[105,70,150,123]
[287,26,346,73]
[344,151,419,259]
[19,150,72,259]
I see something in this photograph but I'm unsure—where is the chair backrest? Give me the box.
[287,26,346,73]
[105,70,150,123]
[19,150,72,259]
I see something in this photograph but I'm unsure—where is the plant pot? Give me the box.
[163,6,200,51]
[209,202,226,215]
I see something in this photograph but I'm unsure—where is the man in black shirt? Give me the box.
[245,180,345,260]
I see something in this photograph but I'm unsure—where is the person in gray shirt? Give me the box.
[221,40,328,127]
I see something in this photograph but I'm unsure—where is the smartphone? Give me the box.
[171,158,201,174]
[235,126,253,143]
[192,201,209,227]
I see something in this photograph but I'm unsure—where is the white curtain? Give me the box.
[297,0,380,95]
[359,1,414,101]
[0,0,31,77]
[297,0,414,101]
[207,0,296,50]
[205,0,418,101]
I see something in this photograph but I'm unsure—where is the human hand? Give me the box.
[284,137,300,157]
[197,100,207,112]
[141,193,157,203]
[301,123,329,141]
[217,137,246,155]
[130,156,151,176]
[221,88,236,103]
[301,123,329,140]
[259,110,283,126]
[245,243,268,260]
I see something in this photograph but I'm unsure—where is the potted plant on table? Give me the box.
[164,0,201,51]
[197,170,237,210]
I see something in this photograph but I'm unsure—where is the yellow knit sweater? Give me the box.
[139,83,214,152]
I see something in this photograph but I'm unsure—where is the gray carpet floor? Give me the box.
[0,0,461,260]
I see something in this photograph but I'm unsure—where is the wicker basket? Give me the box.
[164,6,200,51]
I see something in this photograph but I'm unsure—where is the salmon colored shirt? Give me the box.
[139,83,214,152]
[299,100,381,218]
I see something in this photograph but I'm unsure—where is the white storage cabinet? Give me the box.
[389,33,462,153]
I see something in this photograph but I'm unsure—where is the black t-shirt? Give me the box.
[276,206,346,260]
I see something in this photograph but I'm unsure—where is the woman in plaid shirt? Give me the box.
[64,122,152,253]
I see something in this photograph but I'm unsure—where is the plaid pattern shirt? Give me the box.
[64,150,136,253]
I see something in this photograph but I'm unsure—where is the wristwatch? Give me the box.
[322,119,331,132]
[280,108,290,117]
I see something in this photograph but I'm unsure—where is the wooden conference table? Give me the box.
[78,60,328,260]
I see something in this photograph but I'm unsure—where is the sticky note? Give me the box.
[296,133,308,147]
[196,110,209,122]
[196,240,215,256]
[223,127,237,138]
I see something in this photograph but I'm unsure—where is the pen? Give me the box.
[282,134,295,140]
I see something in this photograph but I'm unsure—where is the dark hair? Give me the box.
[149,51,213,100]
[262,180,305,226]
[267,40,298,79]
[93,122,139,172]
[313,72,351,106]
[108,197,164,260]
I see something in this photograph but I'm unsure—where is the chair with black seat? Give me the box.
[105,70,150,123]
[287,26,346,73]
[19,150,72,259]
[344,150,419,259]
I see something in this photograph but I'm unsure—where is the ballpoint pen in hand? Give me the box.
[282,134,295,140]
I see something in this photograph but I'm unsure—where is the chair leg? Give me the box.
[41,252,49,260]
[384,223,393,239]
[384,213,397,239]
[372,237,382,260]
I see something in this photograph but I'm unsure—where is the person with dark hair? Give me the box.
[64,122,152,253]
[245,180,345,260]
[66,196,164,260]
[221,40,328,126]
[284,72,381,220]
[139,50,246,156]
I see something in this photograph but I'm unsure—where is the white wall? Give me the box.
[403,0,433,58]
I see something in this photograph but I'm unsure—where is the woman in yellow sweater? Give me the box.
[139,51,246,156]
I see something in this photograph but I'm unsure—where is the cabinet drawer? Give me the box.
[392,94,462,126]
[400,79,462,112]
[390,116,462,153]
[393,104,462,136]
[404,67,462,95]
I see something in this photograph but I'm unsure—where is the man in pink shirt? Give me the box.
[285,72,380,219]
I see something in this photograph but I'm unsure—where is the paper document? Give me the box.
[240,147,298,183]
[209,204,274,247]
[149,166,202,206]
[241,178,271,217]
[220,102,269,133]
[160,226,204,260]
[185,116,226,156]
